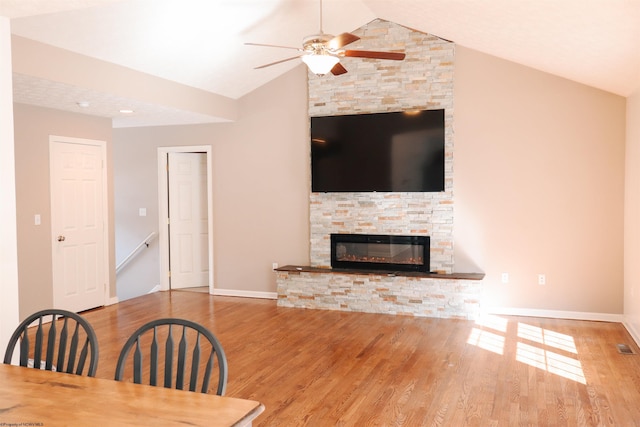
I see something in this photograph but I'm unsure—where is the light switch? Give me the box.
[34,214,41,225]
[139,208,147,217]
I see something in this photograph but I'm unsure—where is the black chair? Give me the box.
[114,318,228,395]
[3,309,99,377]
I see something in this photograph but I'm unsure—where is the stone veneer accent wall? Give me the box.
[277,269,482,319]
[275,20,479,321]
[308,19,455,273]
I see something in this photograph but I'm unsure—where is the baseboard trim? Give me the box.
[106,296,119,306]
[484,307,624,323]
[212,288,278,300]
[622,320,640,348]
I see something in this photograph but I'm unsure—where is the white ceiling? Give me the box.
[2,0,639,127]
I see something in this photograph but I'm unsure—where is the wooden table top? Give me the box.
[0,364,264,426]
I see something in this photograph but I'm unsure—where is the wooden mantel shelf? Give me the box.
[275,265,484,281]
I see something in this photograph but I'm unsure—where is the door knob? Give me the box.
[57,235,66,242]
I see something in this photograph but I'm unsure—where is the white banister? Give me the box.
[116,231,157,274]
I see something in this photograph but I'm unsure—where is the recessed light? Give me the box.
[119,109,135,114]
[77,101,90,108]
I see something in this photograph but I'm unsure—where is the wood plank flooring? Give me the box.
[78,291,640,426]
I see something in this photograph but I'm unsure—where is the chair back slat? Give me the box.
[201,347,214,394]
[66,322,80,373]
[133,338,142,383]
[76,338,90,374]
[57,318,69,372]
[164,325,174,388]
[114,318,227,395]
[150,327,158,386]
[189,333,201,392]
[45,314,58,371]
[176,326,188,390]
[18,329,29,367]
[33,318,44,369]
[3,309,99,377]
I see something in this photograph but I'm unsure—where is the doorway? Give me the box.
[50,136,109,312]
[157,146,214,293]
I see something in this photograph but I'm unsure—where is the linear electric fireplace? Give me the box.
[330,234,430,273]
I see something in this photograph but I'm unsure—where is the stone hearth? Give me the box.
[276,266,483,319]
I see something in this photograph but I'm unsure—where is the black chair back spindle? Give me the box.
[3,309,99,377]
[114,318,227,395]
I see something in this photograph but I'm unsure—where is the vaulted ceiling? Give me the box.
[2,0,639,127]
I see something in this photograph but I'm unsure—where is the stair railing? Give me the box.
[116,231,157,274]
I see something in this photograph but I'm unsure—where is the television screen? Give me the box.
[311,109,445,192]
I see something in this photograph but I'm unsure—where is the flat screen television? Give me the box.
[311,109,445,193]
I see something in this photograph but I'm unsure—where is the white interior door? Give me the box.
[168,152,209,289]
[50,137,107,312]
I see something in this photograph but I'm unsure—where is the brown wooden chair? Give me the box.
[3,309,99,377]
[114,318,228,395]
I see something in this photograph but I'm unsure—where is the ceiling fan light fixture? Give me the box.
[301,54,339,75]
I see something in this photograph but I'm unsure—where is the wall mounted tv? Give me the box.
[311,109,445,193]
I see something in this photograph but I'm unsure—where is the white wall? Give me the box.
[112,133,162,300]
[0,16,20,352]
[455,46,626,315]
[13,104,113,317]
[113,65,310,300]
[624,87,640,341]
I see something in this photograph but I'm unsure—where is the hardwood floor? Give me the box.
[79,291,640,426]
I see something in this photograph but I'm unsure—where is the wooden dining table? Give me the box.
[0,364,264,426]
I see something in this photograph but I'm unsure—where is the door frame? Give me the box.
[49,135,110,309]
[157,146,214,293]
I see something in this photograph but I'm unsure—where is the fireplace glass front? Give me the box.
[330,234,430,273]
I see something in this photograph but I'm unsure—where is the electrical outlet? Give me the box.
[538,274,546,285]
[501,273,509,284]
[272,262,278,270]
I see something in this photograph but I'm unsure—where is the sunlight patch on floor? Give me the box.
[467,316,586,384]
[475,314,509,333]
[467,328,506,355]
[516,342,586,384]
[517,322,578,354]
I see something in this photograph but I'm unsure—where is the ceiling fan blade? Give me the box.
[328,32,360,50]
[245,42,301,51]
[254,55,302,69]
[331,62,348,76]
[343,50,406,60]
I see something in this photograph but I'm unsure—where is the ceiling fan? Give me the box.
[245,0,405,76]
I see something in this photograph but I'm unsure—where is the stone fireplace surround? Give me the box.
[276,19,484,319]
